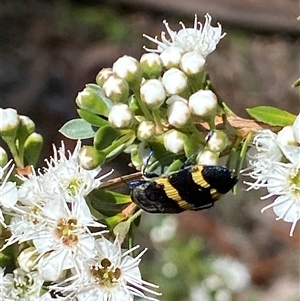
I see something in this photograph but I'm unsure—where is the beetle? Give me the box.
[129,163,238,214]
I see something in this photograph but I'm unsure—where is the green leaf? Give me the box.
[77,109,109,127]
[292,77,300,88]
[246,106,296,126]
[87,189,132,216]
[94,125,121,150]
[59,119,96,139]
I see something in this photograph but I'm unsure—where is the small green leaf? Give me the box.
[246,106,296,126]
[59,119,96,139]
[292,77,300,88]
[77,109,109,127]
[94,125,121,150]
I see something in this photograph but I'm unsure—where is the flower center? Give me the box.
[290,167,300,198]
[13,274,34,297]
[55,217,78,246]
[66,177,84,196]
[90,258,122,289]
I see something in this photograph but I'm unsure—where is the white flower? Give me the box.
[42,141,106,200]
[166,95,190,127]
[243,130,283,188]
[140,79,166,109]
[179,51,205,75]
[51,236,160,301]
[259,160,300,236]
[2,268,44,300]
[164,129,186,154]
[189,89,217,118]
[143,14,225,58]
[0,160,18,227]
[292,113,300,143]
[162,68,188,95]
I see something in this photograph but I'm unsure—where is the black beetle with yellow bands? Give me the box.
[129,165,238,213]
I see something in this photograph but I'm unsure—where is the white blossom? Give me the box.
[137,120,156,141]
[112,55,141,83]
[1,268,44,300]
[0,160,18,227]
[103,75,129,103]
[143,14,225,58]
[162,68,188,95]
[51,236,160,301]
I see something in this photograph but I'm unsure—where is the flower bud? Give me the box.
[292,113,300,143]
[189,90,217,118]
[103,75,129,103]
[162,68,188,95]
[166,95,190,127]
[137,120,156,141]
[180,51,205,75]
[160,46,184,69]
[78,146,105,170]
[24,132,43,165]
[140,53,163,79]
[0,147,8,167]
[108,104,134,128]
[0,108,20,139]
[164,130,186,154]
[96,68,113,87]
[140,79,166,109]
[16,115,35,143]
[113,55,142,85]
[207,130,228,153]
[17,247,39,272]
[196,149,219,165]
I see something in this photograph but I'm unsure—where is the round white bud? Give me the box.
[207,130,228,153]
[160,46,184,69]
[164,130,186,154]
[196,149,219,165]
[96,68,113,87]
[140,79,166,109]
[108,103,134,128]
[113,55,141,84]
[166,95,191,127]
[0,108,20,138]
[162,68,188,95]
[189,90,217,117]
[180,51,205,75]
[140,53,163,78]
[103,75,129,103]
[137,120,156,141]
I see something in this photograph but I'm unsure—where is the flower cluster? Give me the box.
[0,134,159,300]
[74,14,227,169]
[244,114,300,236]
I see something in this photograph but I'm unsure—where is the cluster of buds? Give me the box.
[0,108,43,168]
[74,14,227,169]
